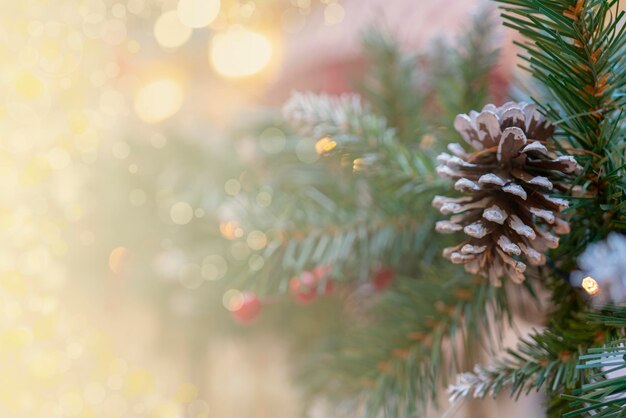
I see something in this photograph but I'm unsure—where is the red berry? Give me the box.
[232,292,262,324]
[372,267,394,291]
[290,271,318,304]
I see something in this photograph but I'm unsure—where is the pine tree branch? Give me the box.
[430,7,500,128]
[304,273,518,417]
[494,0,626,413]
[496,0,626,253]
[448,312,615,403]
[562,308,626,417]
[358,30,425,144]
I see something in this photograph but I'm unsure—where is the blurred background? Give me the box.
[0,0,544,417]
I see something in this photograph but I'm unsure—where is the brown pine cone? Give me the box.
[433,102,581,285]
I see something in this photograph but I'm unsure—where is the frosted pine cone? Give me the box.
[433,102,581,285]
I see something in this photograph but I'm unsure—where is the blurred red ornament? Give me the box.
[232,292,262,324]
[372,267,395,291]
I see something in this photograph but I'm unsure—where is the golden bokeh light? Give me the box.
[134,79,184,123]
[582,276,600,295]
[154,10,192,48]
[109,247,128,274]
[210,27,273,78]
[219,220,243,240]
[353,158,366,172]
[315,136,337,154]
[178,0,221,29]
[223,289,244,311]
[246,230,267,251]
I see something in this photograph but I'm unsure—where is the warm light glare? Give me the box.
[178,0,221,28]
[109,247,128,274]
[582,276,600,295]
[315,136,337,154]
[210,27,273,78]
[220,220,243,240]
[134,79,184,123]
[154,10,192,48]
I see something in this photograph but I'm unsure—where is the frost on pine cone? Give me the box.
[433,102,581,285]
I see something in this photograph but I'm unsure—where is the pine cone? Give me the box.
[433,102,581,285]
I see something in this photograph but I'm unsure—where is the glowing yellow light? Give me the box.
[108,246,127,274]
[178,0,221,28]
[0,271,26,294]
[219,220,242,240]
[154,10,192,48]
[582,276,600,295]
[353,158,366,172]
[134,79,183,123]
[14,71,44,99]
[315,136,337,154]
[210,27,272,78]
[123,368,155,397]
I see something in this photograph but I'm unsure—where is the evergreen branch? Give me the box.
[283,92,392,152]
[358,30,425,144]
[430,7,500,128]
[495,1,626,413]
[232,92,445,293]
[305,273,517,417]
[496,0,626,251]
[447,307,626,417]
[447,312,614,404]
[563,307,626,417]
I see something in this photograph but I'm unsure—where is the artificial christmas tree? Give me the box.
[229,0,626,417]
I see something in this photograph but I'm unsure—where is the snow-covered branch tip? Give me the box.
[447,364,500,403]
[282,92,365,137]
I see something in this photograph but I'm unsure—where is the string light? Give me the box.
[315,136,337,154]
[582,276,600,295]
[353,158,366,172]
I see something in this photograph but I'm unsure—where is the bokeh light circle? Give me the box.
[134,79,184,123]
[210,27,272,78]
[154,10,192,48]
[178,0,221,28]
